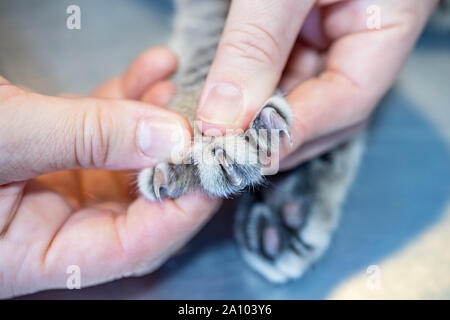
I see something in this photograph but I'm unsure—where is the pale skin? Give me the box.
[0,48,221,298]
[0,0,438,297]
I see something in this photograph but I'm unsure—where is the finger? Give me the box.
[92,47,177,100]
[280,120,368,170]
[91,77,125,99]
[298,5,328,49]
[141,80,176,106]
[196,0,315,134]
[279,42,325,93]
[282,0,437,156]
[122,47,178,100]
[0,84,191,185]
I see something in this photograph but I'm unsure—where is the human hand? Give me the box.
[0,48,221,298]
[195,0,438,169]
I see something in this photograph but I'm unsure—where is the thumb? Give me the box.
[196,0,315,133]
[0,82,191,185]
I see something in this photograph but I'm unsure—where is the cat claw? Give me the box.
[259,107,293,147]
[153,163,169,201]
[282,129,293,148]
[215,148,243,186]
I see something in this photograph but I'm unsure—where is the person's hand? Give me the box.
[196,0,438,169]
[0,48,221,298]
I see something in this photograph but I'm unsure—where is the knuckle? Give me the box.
[75,102,112,168]
[222,23,282,67]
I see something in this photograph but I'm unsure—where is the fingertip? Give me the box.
[144,47,178,73]
[135,108,192,163]
[196,82,256,136]
[166,107,193,143]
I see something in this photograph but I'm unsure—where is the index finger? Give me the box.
[196,0,315,133]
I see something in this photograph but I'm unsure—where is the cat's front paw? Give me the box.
[194,93,293,198]
[138,92,293,201]
[191,134,262,198]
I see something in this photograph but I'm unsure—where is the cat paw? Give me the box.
[234,138,365,282]
[194,93,293,198]
[138,92,293,201]
[234,191,319,283]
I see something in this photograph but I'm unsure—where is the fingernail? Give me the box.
[137,117,186,160]
[198,82,243,125]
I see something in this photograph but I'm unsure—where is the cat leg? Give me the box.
[235,135,365,282]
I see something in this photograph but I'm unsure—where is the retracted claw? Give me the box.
[215,148,242,186]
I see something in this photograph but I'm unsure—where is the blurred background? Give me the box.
[0,0,449,299]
